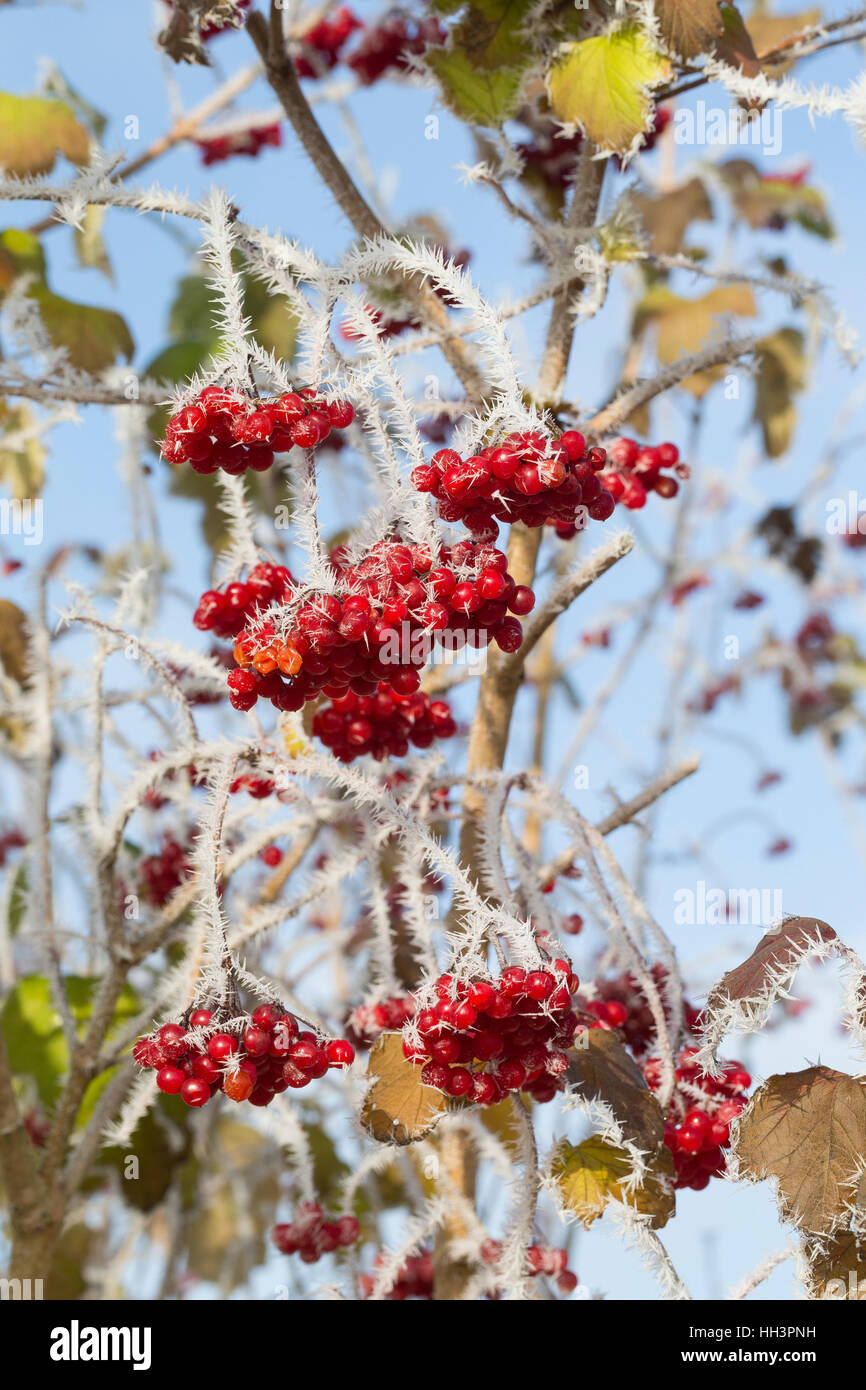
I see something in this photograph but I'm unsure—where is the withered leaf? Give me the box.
[753,328,808,458]
[705,917,836,1019]
[361,1032,449,1145]
[568,1029,665,1152]
[551,1135,675,1229]
[653,0,725,60]
[0,598,31,685]
[630,177,713,257]
[713,4,762,80]
[749,9,821,75]
[633,283,757,396]
[735,1066,866,1233]
[804,1231,866,1300]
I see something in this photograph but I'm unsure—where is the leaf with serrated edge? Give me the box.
[567,1029,665,1152]
[547,25,671,156]
[735,1066,866,1233]
[427,47,527,126]
[551,1136,675,1229]
[361,1033,449,1145]
[653,0,725,60]
[706,917,836,1018]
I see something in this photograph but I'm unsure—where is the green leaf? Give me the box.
[7,862,27,937]
[427,46,528,126]
[451,0,536,70]
[2,976,71,1107]
[0,92,90,176]
[29,284,134,372]
[1,974,141,1108]
[0,228,48,282]
[99,1103,193,1212]
[547,24,672,156]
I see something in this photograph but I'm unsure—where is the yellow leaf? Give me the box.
[551,1135,675,1229]
[0,402,46,500]
[634,285,757,396]
[74,205,113,280]
[361,1033,449,1145]
[0,92,89,176]
[547,25,671,157]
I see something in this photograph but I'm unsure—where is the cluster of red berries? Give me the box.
[230,771,276,797]
[194,562,294,641]
[295,6,362,77]
[479,1239,578,1296]
[644,1048,750,1191]
[345,994,416,1050]
[403,964,580,1106]
[161,387,355,475]
[312,683,456,762]
[272,1203,360,1262]
[132,1005,355,1109]
[346,13,446,85]
[411,430,615,542]
[359,1249,434,1300]
[579,965,701,1056]
[223,538,532,716]
[139,834,193,908]
[197,122,281,166]
[593,436,685,520]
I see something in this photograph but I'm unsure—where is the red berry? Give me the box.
[326,1039,355,1068]
[156,1065,185,1095]
[180,1078,211,1107]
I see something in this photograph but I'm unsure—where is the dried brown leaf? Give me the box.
[361,1032,449,1145]
[568,1028,665,1151]
[706,917,836,1018]
[735,1066,866,1232]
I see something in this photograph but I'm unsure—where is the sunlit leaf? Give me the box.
[547,25,671,156]
[551,1135,675,1229]
[361,1032,449,1145]
[0,92,89,176]
[735,1066,866,1232]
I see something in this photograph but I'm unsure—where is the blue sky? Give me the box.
[2,1,866,1299]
